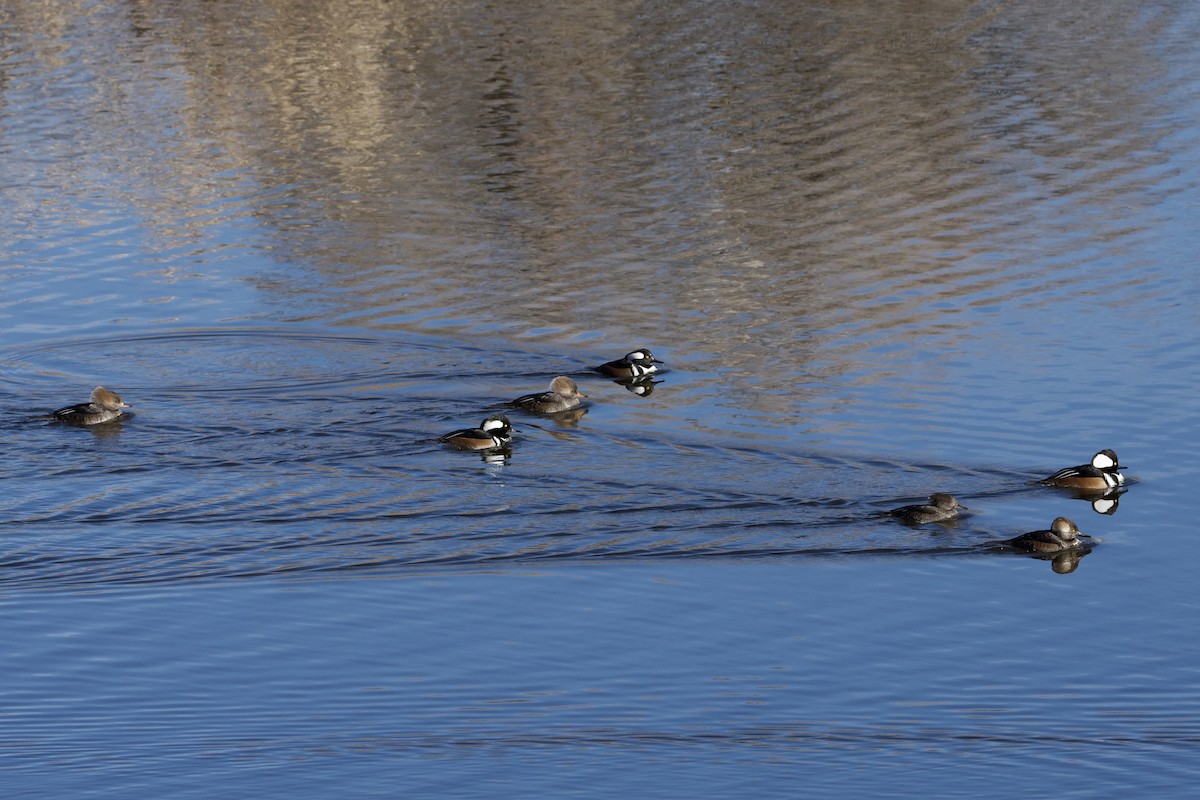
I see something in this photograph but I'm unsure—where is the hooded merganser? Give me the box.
[51,386,130,426]
[888,493,967,524]
[597,349,662,379]
[1005,517,1086,553]
[440,414,513,450]
[1041,449,1124,491]
[511,376,586,414]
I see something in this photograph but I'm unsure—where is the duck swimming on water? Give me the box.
[1004,517,1088,553]
[440,414,513,450]
[596,349,662,379]
[1041,449,1124,491]
[51,387,130,426]
[511,376,586,414]
[888,493,966,524]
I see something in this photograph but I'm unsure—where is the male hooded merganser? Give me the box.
[597,349,662,379]
[51,386,130,426]
[440,414,513,450]
[1005,517,1086,553]
[888,493,967,524]
[1041,449,1124,491]
[511,376,586,414]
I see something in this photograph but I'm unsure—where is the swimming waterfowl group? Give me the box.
[47,358,1125,566]
[887,449,1128,563]
[439,349,659,450]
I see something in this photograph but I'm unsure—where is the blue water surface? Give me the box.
[2,1,1199,797]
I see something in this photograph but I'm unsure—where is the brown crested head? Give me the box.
[1051,517,1081,540]
[929,493,960,509]
[91,386,129,410]
[549,376,585,398]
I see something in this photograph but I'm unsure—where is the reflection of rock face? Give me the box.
[4,1,1182,422]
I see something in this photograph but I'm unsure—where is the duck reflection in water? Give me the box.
[1048,547,1091,574]
[614,375,663,398]
[543,406,588,428]
[1088,491,1123,515]
[478,445,512,465]
[1012,546,1093,574]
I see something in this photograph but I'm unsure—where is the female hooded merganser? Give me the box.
[51,386,130,426]
[597,349,662,379]
[1041,449,1124,491]
[511,376,586,414]
[440,414,513,450]
[889,493,967,524]
[1005,517,1086,553]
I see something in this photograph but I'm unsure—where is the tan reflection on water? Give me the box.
[2,1,1191,391]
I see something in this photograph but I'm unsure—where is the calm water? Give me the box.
[2,0,1200,796]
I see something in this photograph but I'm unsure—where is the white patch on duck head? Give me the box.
[481,415,510,432]
[1092,450,1118,470]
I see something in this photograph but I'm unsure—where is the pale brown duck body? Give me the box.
[889,493,966,524]
[1006,517,1087,553]
[511,376,586,414]
[51,387,130,426]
